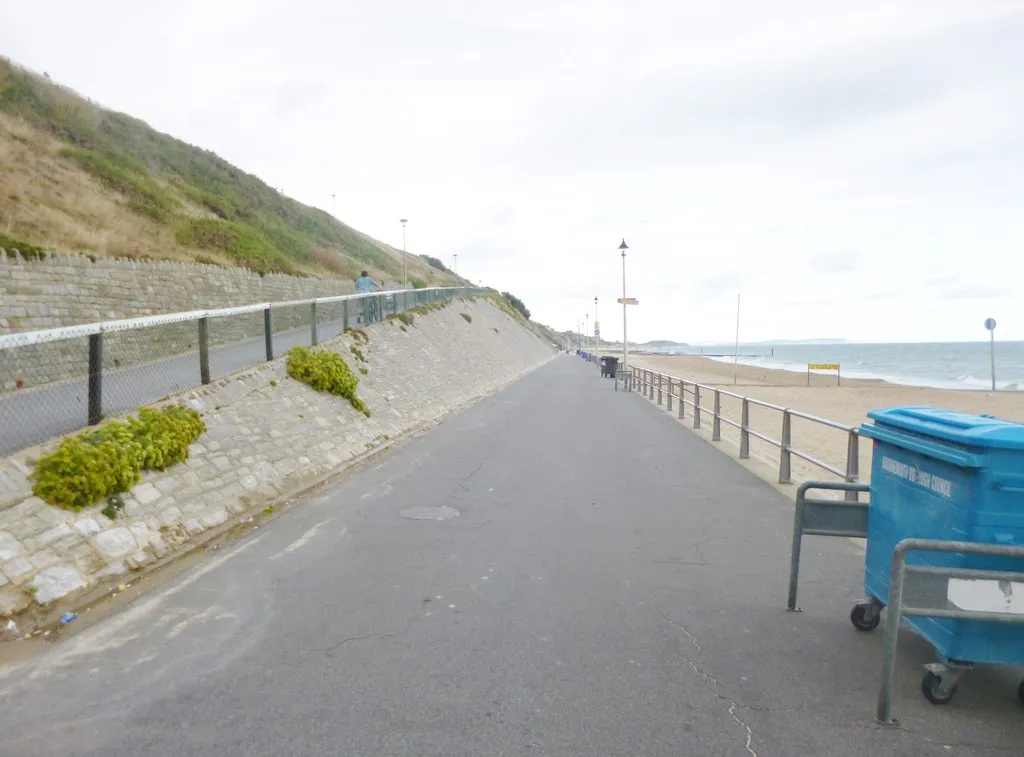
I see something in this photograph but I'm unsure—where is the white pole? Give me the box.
[622,251,628,370]
[733,293,741,385]
[991,329,996,391]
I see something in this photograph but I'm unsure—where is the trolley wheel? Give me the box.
[850,602,881,632]
[921,671,957,705]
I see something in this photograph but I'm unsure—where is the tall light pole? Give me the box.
[594,296,599,353]
[332,194,336,216]
[399,218,408,289]
[985,317,997,391]
[619,239,629,369]
[585,314,590,358]
[453,254,458,274]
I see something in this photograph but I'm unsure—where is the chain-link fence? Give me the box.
[0,287,485,456]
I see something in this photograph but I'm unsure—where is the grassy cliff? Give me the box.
[0,57,456,285]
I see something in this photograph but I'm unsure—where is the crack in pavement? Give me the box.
[660,609,757,757]
[301,616,414,654]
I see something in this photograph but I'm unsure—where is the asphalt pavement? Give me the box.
[0,356,1020,756]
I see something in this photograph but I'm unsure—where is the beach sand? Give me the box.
[628,354,1024,488]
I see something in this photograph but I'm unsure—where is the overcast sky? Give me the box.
[3,1,1023,343]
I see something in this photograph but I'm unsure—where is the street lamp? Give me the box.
[585,314,589,359]
[453,253,458,273]
[594,296,599,354]
[399,218,408,289]
[619,239,629,370]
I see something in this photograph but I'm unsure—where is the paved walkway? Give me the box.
[0,357,1020,756]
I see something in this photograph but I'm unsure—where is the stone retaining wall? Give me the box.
[0,297,554,621]
[0,250,408,391]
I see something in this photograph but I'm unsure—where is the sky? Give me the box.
[3,0,1023,344]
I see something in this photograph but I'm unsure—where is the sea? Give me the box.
[649,342,1024,392]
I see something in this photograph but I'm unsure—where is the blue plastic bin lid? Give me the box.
[865,407,1024,450]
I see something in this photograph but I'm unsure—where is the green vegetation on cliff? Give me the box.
[0,57,453,282]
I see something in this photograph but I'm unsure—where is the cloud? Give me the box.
[806,250,863,274]
[941,285,1016,300]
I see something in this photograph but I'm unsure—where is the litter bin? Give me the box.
[600,356,619,378]
[857,407,1024,696]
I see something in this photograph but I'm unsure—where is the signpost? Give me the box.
[617,297,639,305]
[808,363,841,387]
[985,318,997,391]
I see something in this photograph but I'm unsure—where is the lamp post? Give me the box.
[399,218,408,289]
[453,254,458,274]
[594,296,599,354]
[619,239,629,370]
[585,314,589,359]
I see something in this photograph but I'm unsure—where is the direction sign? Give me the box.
[616,297,639,305]
[985,318,997,331]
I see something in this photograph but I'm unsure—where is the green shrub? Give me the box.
[0,232,47,259]
[31,404,204,510]
[349,345,366,363]
[460,313,473,323]
[410,278,427,289]
[286,347,370,416]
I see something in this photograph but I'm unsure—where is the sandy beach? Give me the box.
[627,354,1024,487]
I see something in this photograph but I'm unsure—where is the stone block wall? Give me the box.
[0,250,408,391]
[0,297,554,622]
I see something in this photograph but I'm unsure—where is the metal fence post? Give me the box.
[343,299,349,331]
[666,378,673,412]
[678,381,685,419]
[87,333,103,425]
[780,410,793,484]
[657,374,663,405]
[198,317,211,385]
[740,398,750,458]
[693,385,701,429]
[264,308,274,361]
[712,390,721,441]
[310,302,318,346]
[845,431,860,501]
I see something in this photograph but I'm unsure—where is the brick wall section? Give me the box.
[0,250,407,391]
[0,298,554,621]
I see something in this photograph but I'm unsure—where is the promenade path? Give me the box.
[0,357,1019,756]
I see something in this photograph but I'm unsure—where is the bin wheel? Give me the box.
[850,602,881,632]
[921,671,957,705]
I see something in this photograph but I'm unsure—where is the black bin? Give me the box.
[600,356,619,378]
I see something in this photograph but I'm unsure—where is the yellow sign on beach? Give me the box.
[807,363,841,386]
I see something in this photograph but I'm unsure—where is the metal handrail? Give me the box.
[632,367,863,498]
[0,286,482,350]
[1,286,488,437]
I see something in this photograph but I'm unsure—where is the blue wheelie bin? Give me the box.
[857,407,1024,703]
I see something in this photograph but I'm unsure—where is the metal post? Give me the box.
[740,398,750,458]
[712,390,721,441]
[844,431,860,501]
[780,410,793,484]
[666,378,673,412]
[264,308,273,361]
[198,318,211,385]
[678,381,685,419]
[87,333,103,425]
[693,385,701,429]
[343,299,349,331]
[877,545,908,724]
[990,329,996,391]
[787,483,809,611]
[657,374,663,405]
[310,302,318,346]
